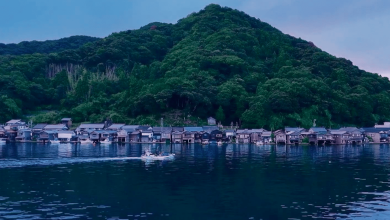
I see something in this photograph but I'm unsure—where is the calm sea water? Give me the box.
[1,143,390,220]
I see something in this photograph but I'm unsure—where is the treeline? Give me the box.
[1,4,390,129]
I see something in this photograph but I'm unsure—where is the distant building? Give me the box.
[207,117,216,125]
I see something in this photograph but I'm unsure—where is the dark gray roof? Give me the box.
[172,127,184,132]
[44,124,68,130]
[310,127,327,133]
[78,124,105,129]
[61,118,72,121]
[107,124,125,130]
[285,127,304,132]
[122,125,139,131]
[152,127,172,132]
[236,129,252,134]
[6,119,22,124]
[339,127,360,132]
[363,127,390,133]
[202,126,219,132]
[33,124,47,129]
[251,129,265,133]
[184,127,204,132]
[138,126,152,131]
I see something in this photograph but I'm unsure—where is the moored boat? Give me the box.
[80,138,93,144]
[0,138,7,144]
[100,139,112,144]
[50,138,61,144]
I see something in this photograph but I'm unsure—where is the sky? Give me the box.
[1,0,389,77]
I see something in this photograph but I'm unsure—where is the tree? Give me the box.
[216,106,225,124]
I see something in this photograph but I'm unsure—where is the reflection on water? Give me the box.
[1,143,390,219]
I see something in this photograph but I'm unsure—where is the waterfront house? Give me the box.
[61,118,72,128]
[262,131,272,143]
[194,132,203,143]
[152,127,172,142]
[16,129,31,142]
[141,130,153,142]
[102,130,117,141]
[129,130,141,142]
[183,127,204,144]
[207,117,216,125]
[138,125,152,132]
[172,131,183,143]
[76,123,105,134]
[161,127,173,143]
[286,131,302,144]
[44,124,68,131]
[6,119,28,129]
[39,130,57,143]
[374,122,390,128]
[57,130,76,142]
[224,129,236,141]
[201,132,210,144]
[330,130,346,144]
[32,124,47,140]
[210,130,223,144]
[236,129,251,143]
[363,127,390,143]
[0,127,6,138]
[250,129,265,143]
[308,127,327,145]
[172,127,184,132]
[116,125,139,143]
[339,127,364,144]
[90,130,104,143]
[274,129,286,144]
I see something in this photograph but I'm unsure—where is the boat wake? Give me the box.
[0,155,175,169]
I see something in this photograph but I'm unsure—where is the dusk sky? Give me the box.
[1,0,389,77]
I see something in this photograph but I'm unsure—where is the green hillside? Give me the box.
[0,4,389,129]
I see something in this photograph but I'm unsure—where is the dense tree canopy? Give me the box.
[0,4,389,129]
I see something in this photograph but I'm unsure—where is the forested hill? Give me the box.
[0,36,100,55]
[1,4,389,129]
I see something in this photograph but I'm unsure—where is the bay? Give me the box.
[1,143,390,219]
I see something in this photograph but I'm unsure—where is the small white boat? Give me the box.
[50,139,61,144]
[256,141,263,146]
[141,153,175,160]
[80,139,93,144]
[202,140,209,145]
[100,139,112,144]
[217,141,223,146]
[0,138,7,144]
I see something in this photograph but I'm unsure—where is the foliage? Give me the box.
[302,137,309,143]
[0,4,389,129]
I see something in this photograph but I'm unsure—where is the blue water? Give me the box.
[1,143,390,219]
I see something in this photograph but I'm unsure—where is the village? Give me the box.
[1,117,390,145]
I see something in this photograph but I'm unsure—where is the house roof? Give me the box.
[236,129,252,134]
[172,127,184,132]
[33,124,47,129]
[138,126,152,131]
[41,130,58,134]
[61,118,72,121]
[207,117,215,120]
[310,127,327,133]
[288,131,301,136]
[184,127,204,132]
[339,127,360,132]
[202,126,219,132]
[251,129,265,133]
[6,119,22,124]
[107,124,125,130]
[152,127,172,132]
[363,127,390,133]
[44,124,68,130]
[330,130,346,135]
[57,130,75,134]
[122,125,139,131]
[78,124,105,129]
[285,127,304,132]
